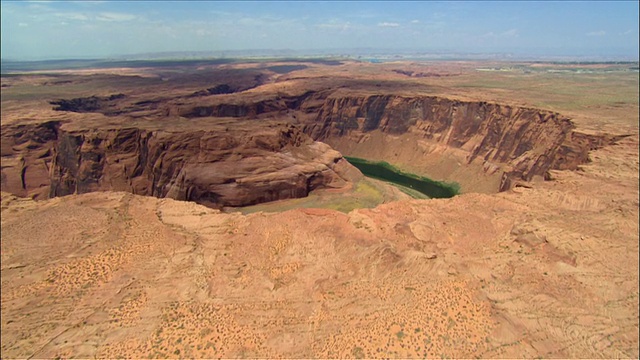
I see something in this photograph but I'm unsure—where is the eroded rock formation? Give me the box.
[1,120,360,208]
[169,90,619,192]
[0,121,60,199]
[1,76,622,205]
[299,94,622,191]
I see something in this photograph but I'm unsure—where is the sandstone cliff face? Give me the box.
[0,121,60,199]
[300,94,601,191]
[2,86,617,202]
[1,121,358,208]
[173,91,615,192]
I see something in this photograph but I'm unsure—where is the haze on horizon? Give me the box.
[1,0,639,61]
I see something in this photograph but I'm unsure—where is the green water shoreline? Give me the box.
[344,157,460,199]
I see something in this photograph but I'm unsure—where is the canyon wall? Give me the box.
[1,88,617,204]
[178,91,614,192]
[1,121,360,208]
[0,121,59,200]
[301,94,602,192]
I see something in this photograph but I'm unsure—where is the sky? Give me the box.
[1,0,639,60]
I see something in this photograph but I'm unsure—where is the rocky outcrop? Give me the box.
[1,121,359,208]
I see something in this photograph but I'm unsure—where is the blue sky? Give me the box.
[1,1,638,60]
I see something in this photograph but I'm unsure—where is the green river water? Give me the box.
[344,157,460,199]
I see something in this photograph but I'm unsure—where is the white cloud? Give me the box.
[501,28,518,37]
[317,20,352,32]
[18,22,28,27]
[378,22,399,27]
[27,3,52,12]
[54,12,89,21]
[587,30,606,37]
[238,17,258,26]
[481,29,518,38]
[411,19,420,24]
[95,12,136,22]
[352,10,378,19]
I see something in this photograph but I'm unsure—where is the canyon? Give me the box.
[1,119,359,208]
[1,69,624,207]
[1,60,638,358]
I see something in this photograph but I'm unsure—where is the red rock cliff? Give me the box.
[1,121,359,208]
[170,90,616,192]
[296,93,617,191]
[2,87,618,201]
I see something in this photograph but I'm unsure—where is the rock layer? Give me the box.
[1,120,359,208]
[1,76,623,203]
[171,90,620,191]
[300,94,622,191]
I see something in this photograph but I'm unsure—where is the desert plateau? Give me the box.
[1,58,638,358]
